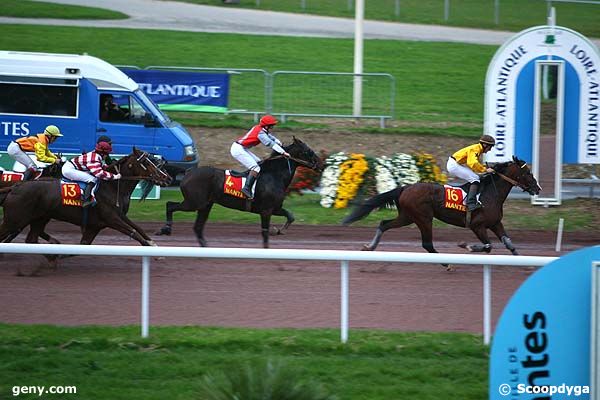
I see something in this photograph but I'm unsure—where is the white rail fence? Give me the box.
[0,244,557,345]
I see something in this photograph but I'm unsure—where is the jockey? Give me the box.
[62,141,122,207]
[6,125,63,180]
[230,115,290,199]
[446,134,496,211]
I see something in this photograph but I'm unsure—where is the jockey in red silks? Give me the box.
[446,134,496,211]
[61,141,122,207]
[230,115,290,199]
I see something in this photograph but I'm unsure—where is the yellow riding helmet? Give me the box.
[44,125,63,137]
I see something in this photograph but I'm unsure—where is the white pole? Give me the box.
[141,256,150,338]
[494,0,499,25]
[483,264,491,345]
[341,260,349,343]
[395,0,400,17]
[352,0,364,118]
[555,217,564,252]
[444,0,450,21]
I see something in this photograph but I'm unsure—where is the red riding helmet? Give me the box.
[259,115,278,127]
[95,141,113,154]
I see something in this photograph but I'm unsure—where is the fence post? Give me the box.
[141,256,150,338]
[341,260,349,343]
[483,264,491,345]
[444,0,450,21]
[494,0,500,25]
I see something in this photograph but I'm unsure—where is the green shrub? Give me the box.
[199,359,336,400]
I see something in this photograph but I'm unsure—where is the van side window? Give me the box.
[0,82,77,116]
[99,94,147,125]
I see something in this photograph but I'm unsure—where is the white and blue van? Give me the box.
[0,51,198,178]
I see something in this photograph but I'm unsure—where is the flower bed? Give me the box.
[318,152,447,208]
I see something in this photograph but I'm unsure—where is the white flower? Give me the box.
[319,152,348,208]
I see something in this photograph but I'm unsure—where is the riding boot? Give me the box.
[466,182,482,212]
[82,182,96,208]
[22,168,36,181]
[241,173,257,199]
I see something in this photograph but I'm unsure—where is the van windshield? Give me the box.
[135,89,171,124]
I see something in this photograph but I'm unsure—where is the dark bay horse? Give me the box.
[156,137,323,248]
[343,156,541,264]
[0,148,171,247]
[0,161,63,188]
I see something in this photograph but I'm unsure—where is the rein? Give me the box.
[495,171,520,187]
[266,154,317,169]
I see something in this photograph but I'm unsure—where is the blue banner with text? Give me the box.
[123,69,229,113]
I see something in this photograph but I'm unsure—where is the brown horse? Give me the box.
[0,161,65,243]
[342,156,541,266]
[0,148,171,248]
[156,137,323,248]
[0,161,63,188]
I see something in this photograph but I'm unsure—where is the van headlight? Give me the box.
[183,145,196,161]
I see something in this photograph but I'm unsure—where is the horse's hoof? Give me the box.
[269,227,282,236]
[48,238,61,244]
[361,245,373,251]
[444,265,455,272]
[458,242,473,252]
[155,227,171,236]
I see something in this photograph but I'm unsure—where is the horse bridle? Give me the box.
[116,152,170,182]
[494,162,537,192]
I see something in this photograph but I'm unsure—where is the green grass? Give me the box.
[174,0,600,38]
[0,0,128,19]
[0,324,487,400]
[0,24,494,136]
[131,191,598,232]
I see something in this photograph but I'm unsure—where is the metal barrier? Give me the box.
[0,243,556,345]
[271,71,395,128]
[117,65,395,126]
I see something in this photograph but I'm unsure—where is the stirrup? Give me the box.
[241,187,254,199]
[467,202,482,212]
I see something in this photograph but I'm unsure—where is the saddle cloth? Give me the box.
[224,170,255,199]
[444,185,467,212]
[0,170,42,182]
[444,184,481,212]
[60,179,95,207]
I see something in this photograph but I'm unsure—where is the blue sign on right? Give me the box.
[489,246,600,399]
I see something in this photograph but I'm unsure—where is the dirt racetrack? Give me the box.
[1,221,597,335]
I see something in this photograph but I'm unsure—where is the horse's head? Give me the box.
[493,156,541,195]
[285,137,324,171]
[117,148,172,187]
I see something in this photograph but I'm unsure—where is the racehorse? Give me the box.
[0,148,171,249]
[156,137,323,248]
[0,161,65,243]
[0,161,63,188]
[342,156,541,268]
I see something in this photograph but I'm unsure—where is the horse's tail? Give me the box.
[0,187,13,206]
[342,187,403,225]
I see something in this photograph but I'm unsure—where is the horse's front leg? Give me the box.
[270,207,295,235]
[260,212,272,248]
[107,219,154,246]
[460,225,493,253]
[489,222,518,255]
[120,214,157,246]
